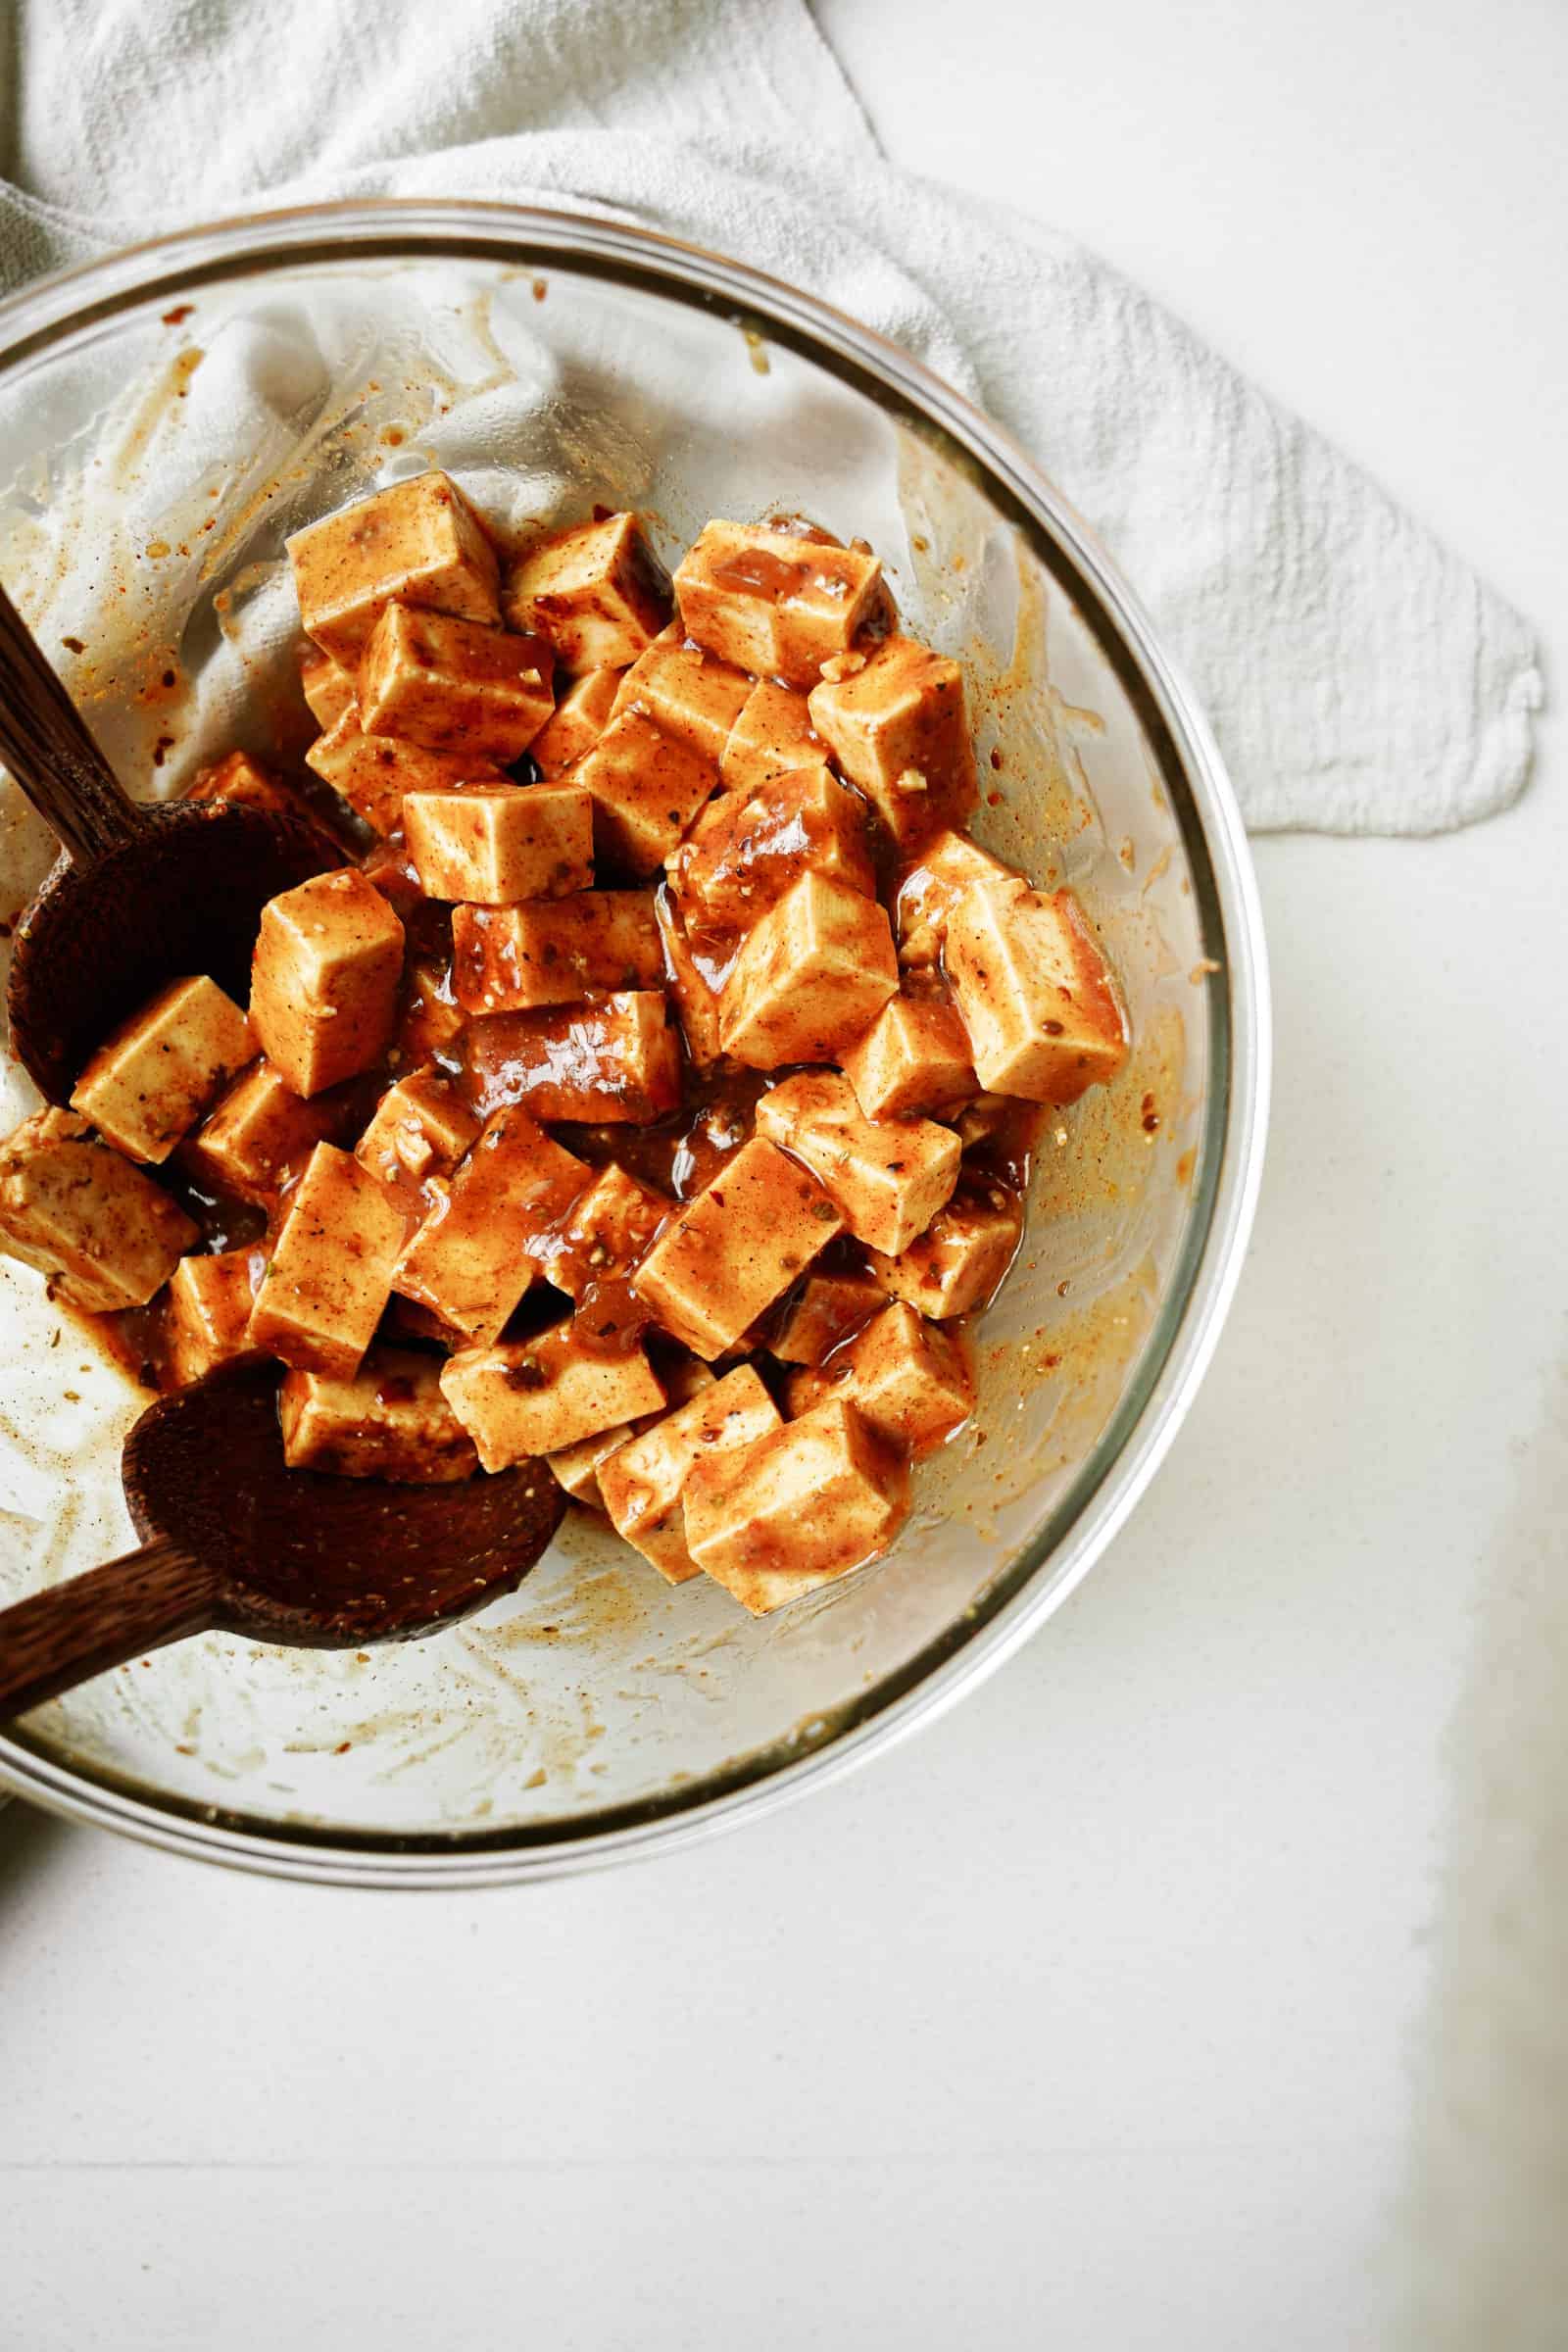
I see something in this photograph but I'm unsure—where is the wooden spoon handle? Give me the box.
[0,1534,218,1722]
[0,579,143,862]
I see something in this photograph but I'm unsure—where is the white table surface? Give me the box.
[3,4,1562,2344]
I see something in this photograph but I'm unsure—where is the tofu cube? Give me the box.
[769,1266,885,1364]
[808,635,978,847]
[541,1163,669,1298]
[359,602,555,761]
[867,1187,1022,1319]
[756,1069,959,1256]
[546,1357,713,1508]
[452,890,662,1014]
[674,521,883,688]
[289,470,501,664]
[683,1398,908,1614]
[529,666,621,776]
[718,872,898,1069]
[392,1106,587,1346]
[466,992,682,1125]
[945,880,1128,1104]
[398,957,467,1065]
[247,1143,406,1377]
[300,645,358,731]
[599,1364,782,1583]
[71,975,254,1164]
[575,707,718,876]
[840,994,976,1120]
[306,708,506,837]
[895,828,1018,967]
[784,1299,973,1456]
[279,1348,479,1483]
[502,512,669,672]
[250,868,405,1099]
[355,1065,478,1200]
[547,1422,639,1508]
[719,679,826,792]
[0,1108,197,1311]
[186,1060,344,1202]
[611,630,753,764]
[633,1136,842,1359]
[669,763,874,932]
[403,783,593,906]
[654,894,724,1073]
[167,1248,267,1386]
[187,750,303,825]
[441,1318,666,1470]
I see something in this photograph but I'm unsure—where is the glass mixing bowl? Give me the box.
[0,203,1268,1885]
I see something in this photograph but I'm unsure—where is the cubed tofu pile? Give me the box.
[0,473,1131,1616]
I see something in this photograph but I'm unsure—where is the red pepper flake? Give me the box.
[986,790,1004,807]
[334,1740,353,1755]
[162,303,195,326]
[162,668,176,689]
[151,735,175,767]
[62,636,85,654]
[989,749,1004,771]
[531,278,548,302]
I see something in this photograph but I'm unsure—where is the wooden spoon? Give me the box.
[0,1360,565,1722]
[0,578,338,1104]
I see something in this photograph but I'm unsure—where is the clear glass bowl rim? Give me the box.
[0,198,1271,1887]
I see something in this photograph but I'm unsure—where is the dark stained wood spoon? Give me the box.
[0,1360,565,1722]
[0,577,340,1104]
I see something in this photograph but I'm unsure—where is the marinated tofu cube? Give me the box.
[784,1300,973,1455]
[840,994,976,1120]
[0,1108,197,1311]
[247,1142,406,1378]
[398,957,467,1065]
[502,512,669,672]
[540,1163,669,1298]
[187,750,302,824]
[756,1069,959,1257]
[683,1398,908,1614]
[452,890,662,1014]
[808,635,978,847]
[674,521,884,688]
[529,666,621,776]
[945,880,1128,1104]
[441,1318,665,1470]
[279,1348,478,1483]
[769,1266,885,1364]
[599,1364,782,1584]
[547,1422,638,1508]
[611,629,752,764]
[187,1060,344,1202]
[895,828,1019,967]
[289,470,501,664]
[546,1356,713,1507]
[867,1186,1022,1319]
[654,893,724,1073]
[167,1248,267,1386]
[719,679,825,792]
[306,708,506,837]
[669,763,875,932]
[466,992,682,1125]
[355,1065,479,1199]
[575,707,718,876]
[71,975,254,1164]
[633,1136,842,1359]
[359,603,555,761]
[403,783,593,906]
[250,868,405,1099]
[299,645,358,730]
[718,872,897,1069]
[392,1106,587,1346]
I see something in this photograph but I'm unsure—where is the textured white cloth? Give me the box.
[0,0,1541,835]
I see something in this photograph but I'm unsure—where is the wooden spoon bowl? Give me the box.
[0,1361,566,1721]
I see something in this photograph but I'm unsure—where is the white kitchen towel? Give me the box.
[0,0,1543,834]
